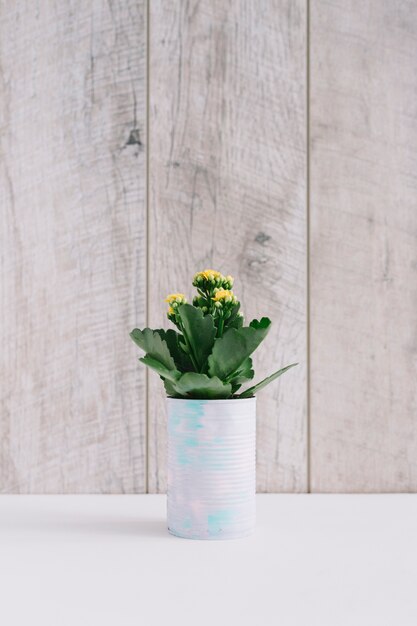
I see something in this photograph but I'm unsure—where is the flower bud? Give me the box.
[165,293,187,318]
[192,269,226,295]
[212,289,238,307]
[222,275,234,289]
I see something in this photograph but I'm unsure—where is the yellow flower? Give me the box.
[212,289,237,304]
[193,269,222,283]
[165,293,187,305]
[203,269,222,280]
[165,294,186,318]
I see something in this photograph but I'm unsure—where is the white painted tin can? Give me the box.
[167,397,256,540]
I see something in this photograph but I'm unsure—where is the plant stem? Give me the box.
[217,317,224,338]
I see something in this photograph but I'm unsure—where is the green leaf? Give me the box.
[249,317,271,332]
[224,303,243,330]
[228,357,254,393]
[163,379,182,398]
[208,318,271,380]
[228,357,254,385]
[238,363,298,398]
[228,314,243,330]
[173,372,232,399]
[139,355,181,382]
[130,328,176,371]
[155,329,194,372]
[177,304,216,373]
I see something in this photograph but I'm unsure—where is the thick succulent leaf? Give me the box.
[208,319,271,380]
[139,355,181,382]
[177,304,216,373]
[130,328,176,371]
[249,317,271,332]
[163,379,182,398]
[228,357,254,385]
[173,372,232,399]
[155,328,194,372]
[238,363,298,398]
[228,314,243,330]
[225,303,243,330]
[130,327,151,351]
[228,357,254,393]
[229,303,240,319]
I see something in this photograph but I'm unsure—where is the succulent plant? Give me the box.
[130,270,297,399]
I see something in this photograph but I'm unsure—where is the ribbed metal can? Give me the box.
[167,397,256,540]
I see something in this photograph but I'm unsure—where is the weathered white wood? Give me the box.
[0,1,147,492]
[310,0,417,491]
[148,0,307,492]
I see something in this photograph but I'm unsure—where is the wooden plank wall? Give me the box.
[0,1,147,493]
[2,0,416,494]
[310,0,417,491]
[148,0,307,493]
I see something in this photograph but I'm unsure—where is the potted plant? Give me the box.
[130,270,297,540]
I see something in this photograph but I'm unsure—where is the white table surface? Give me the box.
[1,494,416,626]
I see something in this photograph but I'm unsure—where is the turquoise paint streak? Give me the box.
[207,510,235,536]
[171,400,206,466]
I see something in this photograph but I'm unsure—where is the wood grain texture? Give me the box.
[0,0,147,492]
[310,0,417,491]
[148,0,307,493]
